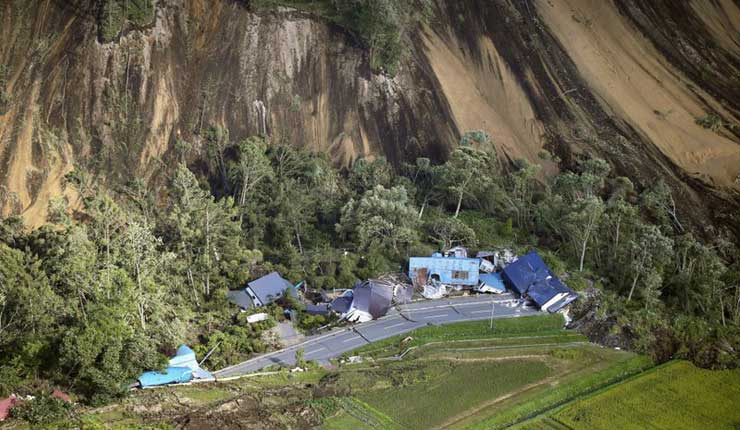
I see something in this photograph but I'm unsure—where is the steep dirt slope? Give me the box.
[0,0,738,237]
[0,0,457,225]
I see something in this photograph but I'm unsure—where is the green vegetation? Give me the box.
[99,0,155,42]
[362,360,551,429]
[321,316,650,429]
[514,361,740,430]
[471,354,653,429]
[0,64,9,114]
[1,124,738,418]
[695,113,724,132]
[251,0,432,74]
[10,394,73,426]
[351,314,576,358]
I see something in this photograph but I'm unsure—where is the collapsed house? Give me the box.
[409,253,480,287]
[330,280,395,323]
[501,251,578,313]
[409,249,514,298]
[138,345,214,388]
[227,272,297,310]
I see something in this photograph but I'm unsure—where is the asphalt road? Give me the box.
[214,294,540,378]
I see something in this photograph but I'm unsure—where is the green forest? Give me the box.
[1,128,738,406]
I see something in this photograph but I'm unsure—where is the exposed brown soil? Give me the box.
[1,0,738,240]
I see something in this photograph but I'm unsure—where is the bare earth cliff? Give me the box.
[1,0,739,238]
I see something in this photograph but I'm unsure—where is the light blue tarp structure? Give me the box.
[138,367,192,388]
[479,272,506,293]
[409,255,481,286]
[138,345,213,388]
[169,345,214,380]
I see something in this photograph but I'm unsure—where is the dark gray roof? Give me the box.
[331,295,353,314]
[305,304,331,315]
[226,289,254,310]
[352,281,394,319]
[248,272,294,305]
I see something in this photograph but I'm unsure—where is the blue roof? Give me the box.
[502,251,577,310]
[528,278,569,306]
[479,273,506,293]
[138,367,192,387]
[501,252,553,295]
[409,256,481,286]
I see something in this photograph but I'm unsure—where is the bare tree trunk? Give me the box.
[136,258,146,330]
[418,198,427,220]
[454,190,463,218]
[187,267,200,307]
[613,216,621,259]
[205,206,210,298]
[579,237,588,272]
[295,223,303,255]
[627,273,640,302]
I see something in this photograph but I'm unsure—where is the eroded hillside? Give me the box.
[1,0,738,237]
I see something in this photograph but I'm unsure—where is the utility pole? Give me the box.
[489,297,495,330]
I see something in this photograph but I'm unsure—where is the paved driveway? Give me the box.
[215,294,540,378]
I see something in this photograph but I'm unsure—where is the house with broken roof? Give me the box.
[501,251,578,313]
[227,272,296,310]
[331,280,394,323]
[409,253,481,288]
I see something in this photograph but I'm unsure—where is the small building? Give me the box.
[227,272,296,310]
[501,251,577,313]
[409,255,481,287]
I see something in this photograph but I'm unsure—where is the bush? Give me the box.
[11,395,72,425]
[695,114,723,132]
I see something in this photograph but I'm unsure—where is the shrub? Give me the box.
[695,114,723,132]
[11,395,72,425]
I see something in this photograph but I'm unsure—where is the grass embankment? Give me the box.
[516,360,740,430]
[322,314,651,430]
[351,313,583,359]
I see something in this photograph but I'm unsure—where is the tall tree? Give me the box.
[440,146,494,218]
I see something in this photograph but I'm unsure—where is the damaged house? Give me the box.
[227,272,296,310]
[501,251,578,313]
[409,253,480,286]
[331,280,395,323]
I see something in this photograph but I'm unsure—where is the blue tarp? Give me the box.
[479,273,506,293]
[501,251,577,312]
[409,256,481,286]
[138,367,192,387]
[169,345,214,380]
[138,345,213,387]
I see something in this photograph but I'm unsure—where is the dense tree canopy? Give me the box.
[0,128,738,405]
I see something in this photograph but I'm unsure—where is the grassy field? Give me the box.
[357,360,552,429]
[520,361,740,430]
[321,315,651,430]
[351,313,580,359]
[46,315,714,430]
